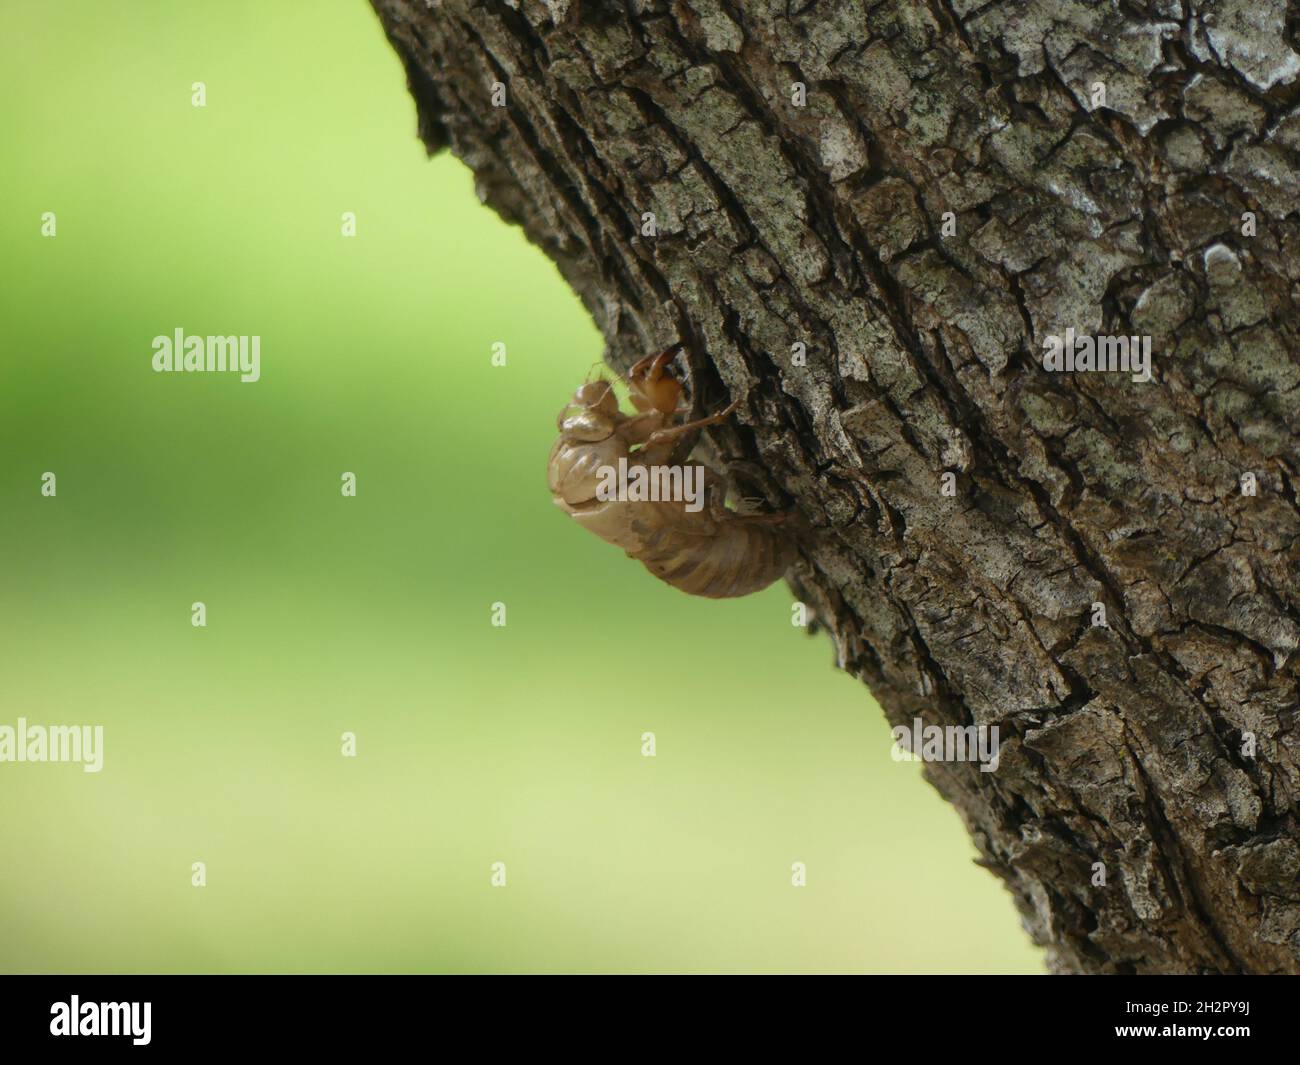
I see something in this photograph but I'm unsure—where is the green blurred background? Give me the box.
[0,0,1040,973]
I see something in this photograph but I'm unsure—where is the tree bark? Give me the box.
[370,0,1300,974]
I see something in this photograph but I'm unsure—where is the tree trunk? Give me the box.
[370,0,1300,974]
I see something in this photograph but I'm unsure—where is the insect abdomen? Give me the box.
[632,515,795,599]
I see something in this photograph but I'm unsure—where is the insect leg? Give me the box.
[627,343,683,380]
[722,459,788,510]
[618,412,666,444]
[618,412,679,467]
[643,398,740,449]
[705,466,793,524]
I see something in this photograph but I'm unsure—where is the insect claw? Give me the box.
[627,354,654,377]
[629,343,683,381]
[648,347,679,380]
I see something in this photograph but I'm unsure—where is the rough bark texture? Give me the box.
[370,0,1300,974]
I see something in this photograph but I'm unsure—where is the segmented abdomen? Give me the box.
[630,511,796,599]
